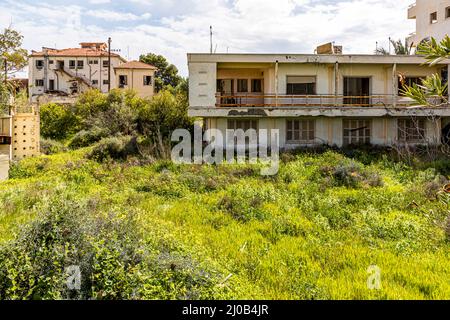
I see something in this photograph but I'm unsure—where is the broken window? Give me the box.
[343,119,371,145]
[143,76,152,86]
[398,77,423,95]
[430,12,438,24]
[69,60,76,69]
[398,119,426,142]
[251,79,262,93]
[119,75,127,88]
[286,119,315,143]
[35,60,44,69]
[237,79,248,93]
[287,76,316,95]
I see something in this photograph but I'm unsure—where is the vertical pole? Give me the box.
[210,26,213,54]
[393,63,397,108]
[334,61,339,107]
[275,60,279,107]
[108,37,111,92]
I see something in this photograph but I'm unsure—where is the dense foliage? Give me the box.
[1,148,449,299]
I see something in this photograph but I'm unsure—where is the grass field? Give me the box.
[0,148,449,300]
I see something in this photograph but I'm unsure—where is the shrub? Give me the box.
[40,103,79,140]
[40,138,68,155]
[87,136,139,162]
[68,127,110,149]
[320,161,383,188]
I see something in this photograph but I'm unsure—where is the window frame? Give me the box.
[286,76,317,95]
[35,79,44,87]
[119,75,128,88]
[227,119,258,131]
[143,75,152,86]
[446,6,450,19]
[102,60,109,68]
[251,79,263,93]
[237,79,249,93]
[286,119,315,144]
[343,119,372,146]
[397,119,426,143]
[77,60,84,69]
[35,60,44,69]
[69,60,76,69]
[430,11,438,24]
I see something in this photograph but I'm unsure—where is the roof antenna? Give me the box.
[210,26,213,54]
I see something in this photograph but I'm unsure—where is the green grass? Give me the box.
[0,149,449,299]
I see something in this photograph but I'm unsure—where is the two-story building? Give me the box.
[114,60,157,99]
[29,42,126,103]
[188,52,450,148]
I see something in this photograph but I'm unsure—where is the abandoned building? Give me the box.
[187,50,450,148]
[114,60,157,99]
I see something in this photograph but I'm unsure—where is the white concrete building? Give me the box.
[188,53,450,148]
[29,42,126,103]
[407,0,450,46]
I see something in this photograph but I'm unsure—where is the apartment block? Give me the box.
[407,0,450,46]
[188,52,450,149]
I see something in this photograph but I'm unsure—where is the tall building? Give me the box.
[28,42,126,103]
[407,0,450,47]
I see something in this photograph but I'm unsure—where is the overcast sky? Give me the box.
[0,0,415,76]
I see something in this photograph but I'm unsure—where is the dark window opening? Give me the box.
[36,60,44,69]
[119,75,127,88]
[143,75,152,86]
[286,76,316,95]
[343,77,370,106]
[69,60,76,69]
[237,79,248,93]
[77,60,84,69]
[430,12,438,24]
[251,79,262,93]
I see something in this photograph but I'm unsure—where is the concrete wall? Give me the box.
[408,0,450,46]
[188,62,217,108]
[205,116,441,148]
[115,68,156,99]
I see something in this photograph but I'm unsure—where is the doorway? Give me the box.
[49,79,55,91]
[344,77,370,106]
[217,79,235,105]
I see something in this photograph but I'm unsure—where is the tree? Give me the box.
[401,36,449,106]
[375,38,413,55]
[0,27,28,84]
[139,53,182,92]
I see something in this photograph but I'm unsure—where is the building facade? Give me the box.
[407,0,450,46]
[29,42,126,103]
[114,60,157,99]
[188,53,450,149]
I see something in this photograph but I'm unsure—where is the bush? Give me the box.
[68,127,110,149]
[40,103,79,140]
[320,161,383,188]
[87,136,139,162]
[40,138,68,155]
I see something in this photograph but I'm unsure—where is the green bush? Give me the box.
[40,103,79,140]
[68,127,110,149]
[40,138,68,155]
[87,136,139,162]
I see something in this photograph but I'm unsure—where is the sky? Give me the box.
[0,0,416,77]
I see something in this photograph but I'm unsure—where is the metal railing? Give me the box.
[215,93,436,108]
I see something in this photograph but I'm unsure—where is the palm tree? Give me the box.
[374,38,414,55]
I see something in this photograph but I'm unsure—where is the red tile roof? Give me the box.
[30,47,122,58]
[114,60,157,70]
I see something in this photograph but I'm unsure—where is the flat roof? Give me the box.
[187,53,450,65]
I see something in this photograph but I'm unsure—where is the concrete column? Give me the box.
[334,62,339,106]
[392,63,397,107]
[275,61,279,107]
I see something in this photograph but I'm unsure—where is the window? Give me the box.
[119,75,127,88]
[77,60,84,69]
[286,119,315,143]
[398,119,425,142]
[69,60,76,69]
[251,79,262,93]
[227,119,258,131]
[446,7,450,19]
[92,80,99,85]
[35,60,44,69]
[430,11,438,24]
[35,79,44,87]
[89,60,99,64]
[398,77,423,95]
[103,79,109,85]
[286,76,316,95]
[49,60,54,65]
[143,76,152,86]
[237,79,248,93]
[343,119,371,145]
[103,60,109,67]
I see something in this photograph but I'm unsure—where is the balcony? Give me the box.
[215,93,432,108]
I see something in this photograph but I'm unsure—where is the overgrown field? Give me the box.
[0,148,449,299]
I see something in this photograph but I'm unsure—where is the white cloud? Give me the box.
[89,0,111,4]
[86,9,151,21]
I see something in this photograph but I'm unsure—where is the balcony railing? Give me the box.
[215,93,434,108]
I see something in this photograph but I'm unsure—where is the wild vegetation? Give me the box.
[0,146,449,299]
